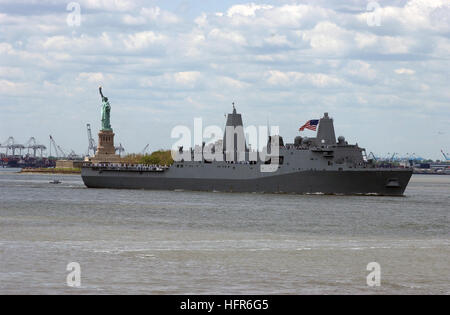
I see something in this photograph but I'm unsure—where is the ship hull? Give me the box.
[81,168,412,196]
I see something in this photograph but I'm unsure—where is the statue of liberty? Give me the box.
[99,86,112,131]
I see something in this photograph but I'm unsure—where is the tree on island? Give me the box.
[121,150,174,166]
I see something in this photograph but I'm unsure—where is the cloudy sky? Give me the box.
[0,0,449,159]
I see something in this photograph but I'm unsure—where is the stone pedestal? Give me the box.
[89,130,121,163]
[97,130,116,155]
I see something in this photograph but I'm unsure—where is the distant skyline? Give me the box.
[0,0,449,159]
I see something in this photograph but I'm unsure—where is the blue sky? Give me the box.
[0,0,449,159]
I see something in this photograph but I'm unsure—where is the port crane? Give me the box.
[368,152,379,161]
[0,137,15,155]
[386,152,398,162]
[67,150,81,160]
[141,144,149,155]
[1,137,47,158]
[115,143,125,156]
[86,123,97,156]
[25,137,46,158]
[49,135,66,158]
[441,150,450,161]
[406,153,424,162]
[0,137,25,156]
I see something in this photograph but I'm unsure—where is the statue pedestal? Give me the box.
[89,130,121,163]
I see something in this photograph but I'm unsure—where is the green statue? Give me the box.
[99,86,112,131]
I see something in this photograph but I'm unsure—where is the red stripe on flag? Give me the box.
[299,120,317,131]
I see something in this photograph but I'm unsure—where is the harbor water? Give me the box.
[0,170,448,294]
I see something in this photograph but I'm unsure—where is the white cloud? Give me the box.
[265,70,343,88]
[0,66,24,78]
[301,22,351,55]
[217,76,249,89]
[208,28,247,46]
[223,3,332,29]
[356,0,450,32]
[123,31,165,51]
[40,33,115,52]
[80,0,136,12]
[344,61,378,81]
[173,72,201,87]
[141,7,179,24]
[123,7,180,25]
[354,33,378,49]
[77,72,105,83]
[194,13,208,28]
[395,68,415,75]
[121,14,146,25]
[226,3,273,17]
[0,42,14,54]
[140,72,202,89]
[264,34,290,46]
[0,79,25,94]
[380,36,414,54]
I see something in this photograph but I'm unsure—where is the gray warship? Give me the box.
[81,105,413,196]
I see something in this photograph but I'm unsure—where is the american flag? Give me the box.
[299,119,319,131]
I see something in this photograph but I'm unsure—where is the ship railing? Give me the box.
[83,163,170,172]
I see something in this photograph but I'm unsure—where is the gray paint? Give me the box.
[81,110,413,196]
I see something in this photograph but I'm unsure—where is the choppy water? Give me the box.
[0,170,449,294]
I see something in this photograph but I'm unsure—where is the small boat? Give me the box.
[49,180,62,184]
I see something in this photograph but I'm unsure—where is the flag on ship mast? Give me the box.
[299,120,319,131]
